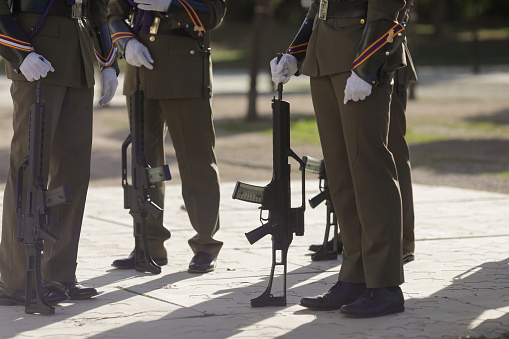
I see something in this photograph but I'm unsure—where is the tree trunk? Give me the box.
[432,0,451,38]
[471,3,480,74]
[247,0,269,121]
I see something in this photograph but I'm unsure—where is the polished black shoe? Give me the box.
[111,250,168,269]
[299,281,366,311]
[403,249,415,264]
[188,252,216,273]
[61,282,98,300]
[340,286,405,318]
[308,239,343,254]
[0,282,69,307]
[308,241,329,253]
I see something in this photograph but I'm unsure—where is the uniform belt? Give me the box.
[12,1,89,18]
[146,16,191,37]
[319,0,367,20]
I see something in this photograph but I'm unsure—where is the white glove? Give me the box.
[134,0,172,12]
[19,52,54,82]
[99,67,118,107]
[344,71,373,104]
[125,39,154,69]
[270,54,298,84]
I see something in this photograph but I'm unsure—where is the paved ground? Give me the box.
[1,182,508,339]
[0,67,509,338]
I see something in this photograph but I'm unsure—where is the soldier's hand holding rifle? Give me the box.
[19,52,54,82]
[270,52,373,102]
[125,39,154,69]
[270,54,298,84]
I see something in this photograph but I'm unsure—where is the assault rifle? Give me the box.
[121,67,172,274]
[301,156,340,261]
[16,82,72,314]
[232,55,305,307]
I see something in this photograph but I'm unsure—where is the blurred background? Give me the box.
[0,0,508,194]
[199,0,509,194]
[212,0,509,70]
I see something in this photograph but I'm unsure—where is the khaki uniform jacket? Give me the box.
[1,0,108,88]
[302,0,406,78]
[107,0,226,99]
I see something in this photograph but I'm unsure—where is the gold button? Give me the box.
[149,36,155,42]
[360,19,365,24]
[190,50,195,55]
[385,51,390,56]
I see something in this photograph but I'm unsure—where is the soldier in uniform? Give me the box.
[271,0,408,317]
[0,0,119,306]
[308,0,417,265]
[391,0,417,264]
[107,0,226,273]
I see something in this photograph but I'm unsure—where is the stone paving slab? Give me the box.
[1,181,509,338]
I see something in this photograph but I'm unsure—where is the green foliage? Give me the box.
[289,116,320,144]
[224,0,509,26]
[225,0,304,23]
[218,115,320,144]
[414,0,509,24]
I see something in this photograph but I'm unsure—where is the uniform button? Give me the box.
[190,50,195,55]
[185,24,190,28]
[385,51,390,56]
[149,36,156,42]
[360,19,365,24]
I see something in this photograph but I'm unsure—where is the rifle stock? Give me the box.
[15,82,72,314]
[122,68,172,274]
[232,54,305,307]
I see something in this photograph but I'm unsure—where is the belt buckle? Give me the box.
[71,3,82,19]
[318,0,328,20]
[150,17,160,34]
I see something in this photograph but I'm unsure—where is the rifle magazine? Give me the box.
[147,165,171,184]
[290,207,305,236]
[232,182,265,204]
[123,184,132,209]
[45,185,72,208]
[301,156,323,175]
